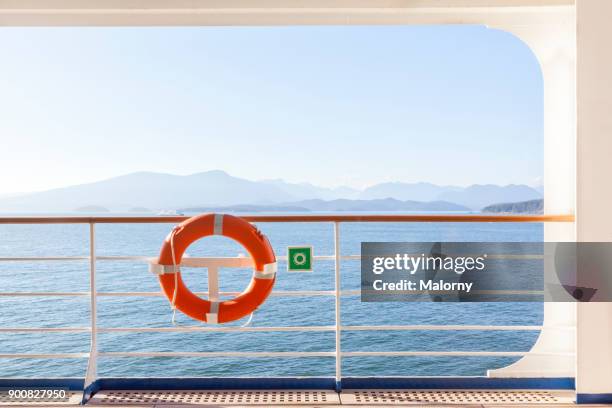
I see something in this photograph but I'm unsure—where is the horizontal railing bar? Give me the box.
[97,326,336,333]
[95,325,547,333]
[0,327,90,333]
[97,255,340,261]
[94,351,574,358]
[0,255,341,263]
[0,292,90,297]
[359,290,544,295]
[0,214,575,224]
[0,289,549,297]
[0,353,89,359]
[0,291,337,297]
[0,325,577,334]
[342,325,547,331]
[0,256,89,261]
[341,351,574,357]
[102,255,354,262]
[99,351,336,358]
[0,254,543,263]
[98,290,337,297]
[95,256,340,261]
[0,350,574,359]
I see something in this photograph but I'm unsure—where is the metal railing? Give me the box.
[0,214,575,389]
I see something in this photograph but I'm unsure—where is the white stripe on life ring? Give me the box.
[213,214,224,235]
[149,263,179,275]
[206,301,219,324]
[253,262,277,279]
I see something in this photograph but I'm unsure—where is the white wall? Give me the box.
[576,0,612,396]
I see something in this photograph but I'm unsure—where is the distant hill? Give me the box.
[359,182,541,210]
[181,198,469,213]
[482,199,544,214]
[0,171,296,212]
[260,179,360,201]
[437,184,541,210]
[0,170,541,213]
[360,182,461,202]
[286,198,469,212]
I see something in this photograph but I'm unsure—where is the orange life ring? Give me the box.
[152,213,276,323]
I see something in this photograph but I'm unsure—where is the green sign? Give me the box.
[287,246,313,272]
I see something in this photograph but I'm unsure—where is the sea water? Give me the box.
[0,218,543,378]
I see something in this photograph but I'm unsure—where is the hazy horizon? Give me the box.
[1,168,544,197]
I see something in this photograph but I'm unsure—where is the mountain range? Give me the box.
[0,170,542,213]
[180,198,471,213]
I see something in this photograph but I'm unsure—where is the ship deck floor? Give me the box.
[4,389,612,407]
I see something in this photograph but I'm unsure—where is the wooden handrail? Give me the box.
[0,214,574,224]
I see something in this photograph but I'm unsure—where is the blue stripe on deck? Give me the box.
[576,393,612,404]
[0,376,575,392]
[0,378,84,390]
[95,377,337,390]
[342,377,576,390]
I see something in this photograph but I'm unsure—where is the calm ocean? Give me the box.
[0,218,543,378]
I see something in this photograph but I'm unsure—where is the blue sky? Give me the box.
[0,25,543,193]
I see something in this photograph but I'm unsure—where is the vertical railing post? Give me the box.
[333,221,341,392]
[206,266,220,324]
[83,222,98,403]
